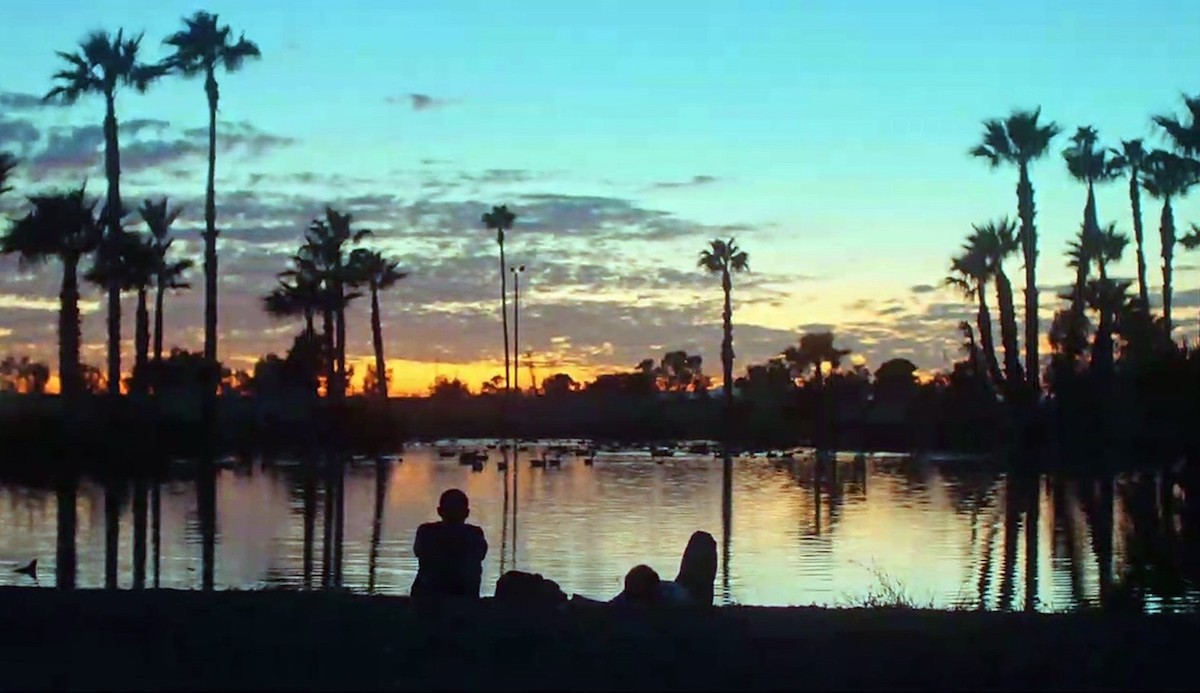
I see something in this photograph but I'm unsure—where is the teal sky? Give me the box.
[2,0,1200,389]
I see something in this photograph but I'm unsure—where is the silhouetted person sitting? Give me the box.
[674,531,717,606]
[410,489,487,603]
[611,564,663,607]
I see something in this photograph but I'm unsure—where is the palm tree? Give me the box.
[1181,224,1200,335]
[46,29,164,395]
[1142,150,1200,337]
[946,241,1003,390]
[296,207,369,399]
[1153,94,1200,157]
[0,187,102,398]
[972,219,1024,391]
[1085,278,1132,377]
[482,205,516,394]
[699,238,750,413]
[264,272,321,341]
[163,12,261,367]
[971,108,1062,389]
[1111,140,1151,310]
[1062,127,1122,358]
[87,232,158,393]
[137,198,192,362]
[349,249,408,399]
[785,332,851,390]
[0,152,15,198]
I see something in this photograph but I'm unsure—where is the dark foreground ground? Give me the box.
[1,588,1197,692]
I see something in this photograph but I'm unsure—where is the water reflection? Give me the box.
[0,443,1197,612]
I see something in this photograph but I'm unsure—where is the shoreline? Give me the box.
[2,588,1198,691]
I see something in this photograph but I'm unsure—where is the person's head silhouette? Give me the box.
[437,488,470,524]
[623,564,661,606]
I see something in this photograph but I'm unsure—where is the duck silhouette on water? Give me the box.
[13,559,36,581]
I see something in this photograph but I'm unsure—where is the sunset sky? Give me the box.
[2,0,1199,395]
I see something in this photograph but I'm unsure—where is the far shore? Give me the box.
[1,587,1197,691]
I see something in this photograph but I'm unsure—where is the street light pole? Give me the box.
[511,265,525,393]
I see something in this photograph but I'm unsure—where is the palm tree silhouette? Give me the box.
[163,12,261,368]
[137,198,192,363]
[971,108,1062,389]
[1142,150,1200,337]
[971,220,1024,391]
[699,238,749,415]
[946,239,1003,390]
[1153,94,1200,157]
[1062,126,1122,361]
[46,29,164,395]
[1111,140,1152,311]
[0,187,102,398]
[349,249,408,399]
[482,205,517,395]
[296,208,369,399]
[87,231,159,394]
[786,332,851,392]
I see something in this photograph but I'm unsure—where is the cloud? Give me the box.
[16,119,295,181]
[0,118,40,154]
[910,284,938,294]
[0,92,45,111]
[650,175,719,189]
[386,93,453,111]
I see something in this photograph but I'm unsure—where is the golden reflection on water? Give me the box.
[0,444,1194,610]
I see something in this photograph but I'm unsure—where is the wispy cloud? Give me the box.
[386,93,454,111]
[650,175,719,190]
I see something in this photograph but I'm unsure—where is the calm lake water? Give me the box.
[0,440,1196,612]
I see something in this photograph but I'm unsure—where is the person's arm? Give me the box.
[473,526,488,561]
[413,524,427,558]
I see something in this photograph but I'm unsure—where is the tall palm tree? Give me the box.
[137,198,192,362]
[296,207,369,399]
[163,12,261,367]
[972,219,1024,391]
[0,187,102,398]
[1085,278,1132,377]
[946,241,1003,390]
[1111,140,1151,310]
[699,238,750,413]
[482,205,516,394]
[1062,127,1122,359]
[46,29,163,395]
[1142,150,1200,337]
[264,272,321,342]
[349,249,408,399]
[87,232,158,393]
[971,108,1062,389]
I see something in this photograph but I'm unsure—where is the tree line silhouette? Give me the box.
[1,12,1199,457]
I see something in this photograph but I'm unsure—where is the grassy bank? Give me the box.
[1,588,1197,691]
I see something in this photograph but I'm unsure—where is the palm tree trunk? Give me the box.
[334,279,347,398]
[135,287,149,394]
[1160,198,1176,337]
[1130,170,1150,311]
[102,91,122,396]
[1017,162,1039,392]
[499,237,510,393]
[976,283,1003,390]
[304,308,314,342]
[721,271,734,416]
[59,255,81,399]
[322,305,335,398]
[203,70,219,364]
[370,286,387,398]
[151,482,161,588]
[996,269,1024,389]
[153,281,165,362]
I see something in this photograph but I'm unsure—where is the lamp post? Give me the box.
[510,265,525,393]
